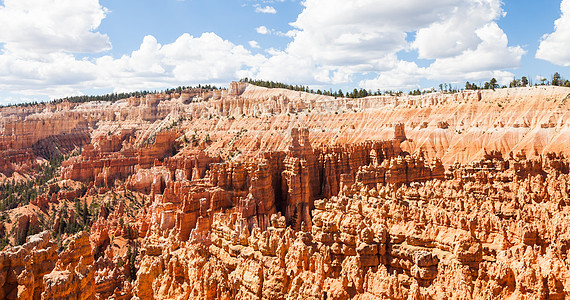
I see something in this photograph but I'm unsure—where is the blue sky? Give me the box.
[0,0,570,104]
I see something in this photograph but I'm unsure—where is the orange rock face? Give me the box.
[0,231,92,300]
[1,83,570,299]
[130,147,570,299]
[61,130,179,186]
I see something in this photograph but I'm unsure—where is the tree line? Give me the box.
[243,73,570,97]
[464,73,570,91]
[3,73,570,109]
[0,84,225,108]
[240,78,407,98]
[0,155,64,211]
[52,84,224,104]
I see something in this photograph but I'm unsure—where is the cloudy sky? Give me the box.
[0,0,569,104]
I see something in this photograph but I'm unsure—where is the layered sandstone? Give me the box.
[131,124,445,245]
[61,130,179,186]
[130,146,570,299]
[3,84,569,180]
[0,231,94,300]
[0,84,569,300]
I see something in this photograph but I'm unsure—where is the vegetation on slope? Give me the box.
[243,72,570,98]
[0,155,64,211]
[3,73,568,109]
[240,77,393,98]
[0,84,225,108]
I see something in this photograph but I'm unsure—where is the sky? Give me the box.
[1,0,570,104]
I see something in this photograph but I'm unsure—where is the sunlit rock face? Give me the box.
[0,83,569,299]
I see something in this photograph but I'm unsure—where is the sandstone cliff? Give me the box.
[0,84,569,299]
[2,84,569,180]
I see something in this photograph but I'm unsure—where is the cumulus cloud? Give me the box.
[360,61,425,91]
[0,0,110,54]
[256,26,271,35]
[124,33,263,87]
[83,33,266,94]
[258,0,524,89]
[413,0,504,59]
[0,0,109,98]
[0,51,99,98]
[254,5,277,14]
[361,23,525,92]
[536,75,548,84]
[256,50,321,84]
[536,0,570,66]
[0,0,265,100]
[0,0,526,102]
[0,32,266,98]
[254,25,295,37]
[425,23,524,81]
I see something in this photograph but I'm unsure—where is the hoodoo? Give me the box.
[0,83,570,299]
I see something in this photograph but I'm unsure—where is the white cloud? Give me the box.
[254,25,295,37]
[278,30,298,38]
[256,50,320,84]
[413,0,504,59]
[0,0,110,54]
[285,0,411,72]
[256,26,270,35]
[0,0,266,100]
[425,23,524,82]
[93,33,266,93]
[361,21,523,91]
[536,75,548,84]
[261,0,523,89]
[0,0,527,102]
[254,5,277,14]
[259,0,521,90]
[536,0,570,66]
[0,0,109,99]
[0,31,265,98]
[360,61,424,91]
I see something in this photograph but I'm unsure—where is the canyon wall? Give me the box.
[131,147,570,299]
[2,84,569,180]
[0,83,569,299]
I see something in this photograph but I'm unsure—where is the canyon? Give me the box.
[0,82,569,299]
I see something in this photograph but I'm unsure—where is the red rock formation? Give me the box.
[281,127,319,231]
[62,130,179,186]
[228,81,248,96]
[126,143,570,299]
[2,84,570,300]
[0,231,96,300]
[41,231,95,300]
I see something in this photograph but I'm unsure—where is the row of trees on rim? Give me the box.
[245,73,570,98]
[240,78,407,98]
[0,84,225,108]
[4,72,570,109]
[464,72,570,91]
